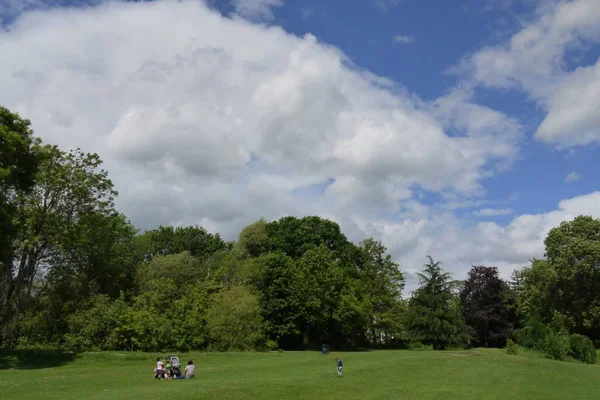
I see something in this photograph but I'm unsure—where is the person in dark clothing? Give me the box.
[335,357,342,376]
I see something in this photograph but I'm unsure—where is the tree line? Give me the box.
[1,106,599,364]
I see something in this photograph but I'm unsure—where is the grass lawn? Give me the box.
[2,348,600,399]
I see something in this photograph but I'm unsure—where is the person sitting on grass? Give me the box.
[175,360,195,379]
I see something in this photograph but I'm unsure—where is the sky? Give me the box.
[1,0,599,292]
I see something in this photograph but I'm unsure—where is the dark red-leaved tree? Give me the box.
[459,265,516,348]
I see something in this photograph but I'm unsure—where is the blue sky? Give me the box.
[1,0,599,288]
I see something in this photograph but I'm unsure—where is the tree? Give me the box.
[136,251,204,292]
[294,245,346,347]
[460,265,516,347]
[206,285,265,351]
[519,258,556,324]
[0,106,41,342]
[543,216,600,338]
[233,218,269,258]
[252,252,305,348]
[508,269,523,295]
[407,256,469,350]
[266,216,352,260]
[356,238,405,345]
[2,145,120,340]
[518,216,600,340]
[132,225,226,264]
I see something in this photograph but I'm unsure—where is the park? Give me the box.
[2,105,600,398]
[2,0,600,398]
[3,348,600,399]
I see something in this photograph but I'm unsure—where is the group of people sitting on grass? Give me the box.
[154,357,195,379]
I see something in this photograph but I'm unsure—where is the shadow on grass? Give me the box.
[0,349,78,370]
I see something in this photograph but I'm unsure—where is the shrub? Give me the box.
[506,339,519,355]
[543,331,570,361]
[569,334,596,364]
[516,317,551,350]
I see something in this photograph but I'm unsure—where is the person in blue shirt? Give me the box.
[335,357,342,376]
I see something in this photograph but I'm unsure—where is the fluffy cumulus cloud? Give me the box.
[457,0,600,148]
[361,191,600,293]
[1,0,597,293]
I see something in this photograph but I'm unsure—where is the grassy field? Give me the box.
[2,348,600,399]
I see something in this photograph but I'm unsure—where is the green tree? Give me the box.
[356,238,405,345]
[2,145,117,340]
[0,106,41,342]
[233,218,269,258]
[543,216,600,338]
[136,251,204,292]
[252,252,305,348]
[519,258,556,324]
[132,225,226,263]
[295,245,347,347]
[266,216,352,260]
[407,256,469,350]
[206,285,265,351]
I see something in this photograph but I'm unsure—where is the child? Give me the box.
[335,357,342,376]
[154,357,165,379]
[166,362,173,379]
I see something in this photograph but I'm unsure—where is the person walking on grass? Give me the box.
[335,357,343,376]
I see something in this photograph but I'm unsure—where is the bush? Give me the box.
[569,334,596,364]
[543,331,570,361]
[506,339,519,355]
[516,317,551,350]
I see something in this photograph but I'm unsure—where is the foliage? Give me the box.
[356,238,405,345]
[233,218,269,258]
[407,256,471,350]
[543,330,570,362]
[569,334,596,364]
[505,338,519,355]
[0,106,41,343]
[460,265,516,347]
[206,286,264,351]
[516,316,552,350]
[520,216,600,340]
[135,251,204,291]
[6,108,600,359]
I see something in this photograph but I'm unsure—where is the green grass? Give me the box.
[2,348,600,399]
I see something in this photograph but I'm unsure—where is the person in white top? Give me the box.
[154,357,165,379]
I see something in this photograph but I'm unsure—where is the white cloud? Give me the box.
[565,171,582,183]
[374,0,403,12]
[393,35,414,44]
[231,0,283,21]
[0,0,547,295]
[473,208,513,217]
[363,191,600,293]
[456,0,600,148]
[536,61,600,147]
